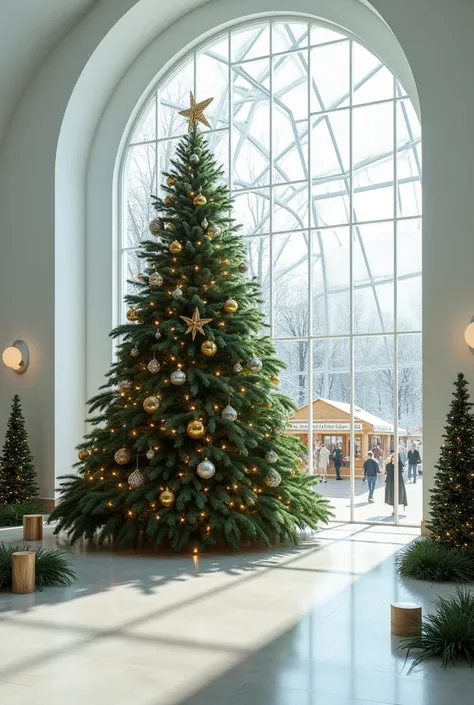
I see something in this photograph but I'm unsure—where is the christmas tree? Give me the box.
[0,395,38,504]
[429,373,474,548]
[50,95,331,551]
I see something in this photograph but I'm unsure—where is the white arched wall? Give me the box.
[1,0,474,526]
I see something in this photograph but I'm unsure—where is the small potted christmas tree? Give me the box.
[0,395,39,505]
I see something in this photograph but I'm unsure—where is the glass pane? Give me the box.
[272,22,309,53]
[311,110,350,178]
[310,25,347,46]
[354,335,395,523]
[311,40,350,112]
[312,180,350,227]
[245,236,270,327]
[276,340,308,407]
[197,36,229,129]
[397,219,422,332]
[157,139,180,199]
[352,43,394,105]
[124,144,156,248]
[353,222,394,334]
[232,58,270,189]
[273,183,308,232]
[273,232,308,338]
[397,100,422,218]
[312,338,350,520]
[158,56,194,140]
[233,189,270,234]
[131,94,156,143]
[398,334,423,525]
[204,130,229,186]
[123,250,142,295]
[313,227,350,336]
[231,23,270,62]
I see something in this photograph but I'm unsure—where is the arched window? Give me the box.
[120,19,422,525]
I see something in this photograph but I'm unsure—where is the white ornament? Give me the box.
[248,357,263,373]
[149,272,163,287]
[221,404,238,422]
[147,358,161,373]
[197,458,216,479]
[264,469,281,488]
[173,287,183,299]
[130,347,139,358]
[233,362,243,373]
[146,448,155,460]
[265,450,279,464]
[207,224,219,237]
[128,469,145,489]
[201,218,208,229]
[190,153,200,164]
[170,369,186,386]
[155,329,162,340]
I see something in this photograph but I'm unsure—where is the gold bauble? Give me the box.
[159,489,175,507]
[201,340,217,357]
[126,307,140,322]
[166,175,176,187]
[238,262,249,273]
[169,240,182,254]
[193,194,207,206]
[224,298,238,314]
[164,194,174,205]
[143,395,160,414]
[187,419,206,439]
[114,448,131,465]
[270,375,280,385]
[78,449,89,461]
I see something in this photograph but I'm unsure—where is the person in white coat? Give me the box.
[318,443,331,483]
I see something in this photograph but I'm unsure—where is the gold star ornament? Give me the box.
[180,307,213,340]
[179,92,214,131]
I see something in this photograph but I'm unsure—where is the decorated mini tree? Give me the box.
[429,373,474,548]
[0,395,38,504]
[50,95,332,551]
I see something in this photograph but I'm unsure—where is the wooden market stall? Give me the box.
[288,398,407,478]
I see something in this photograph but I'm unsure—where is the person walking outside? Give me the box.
[363,451,380,503]
[333,443,343,480]
[318,443,331,483]
[385,453,408,516]
[407,444,421,483]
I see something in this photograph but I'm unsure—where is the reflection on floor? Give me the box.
[0,523,473,705]
[317,476,423,525]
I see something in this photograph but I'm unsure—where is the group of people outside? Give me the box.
[363,442,422,514]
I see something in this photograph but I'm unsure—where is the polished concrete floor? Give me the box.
[0,522,473,705]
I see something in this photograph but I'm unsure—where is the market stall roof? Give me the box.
[288,398,407,435]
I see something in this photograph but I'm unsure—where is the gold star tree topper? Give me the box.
[178,92,214,131]
[180,307,213,341]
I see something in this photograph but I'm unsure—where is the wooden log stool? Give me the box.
[12,551,36,594]
[391,601,422,637]
[23,514,43,541]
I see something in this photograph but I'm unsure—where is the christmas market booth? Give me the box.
[288,398,407,478]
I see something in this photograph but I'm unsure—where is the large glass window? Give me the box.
[120,19,422,525]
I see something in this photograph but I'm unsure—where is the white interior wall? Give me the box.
[0,0,473,523]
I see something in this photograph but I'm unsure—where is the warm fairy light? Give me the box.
[156,514,161,519]
[241,387,246,392]
[180,516,186,523]
[200,512,206,518]
[128,510,133,517]
[107,501,113,507]
[118,483,123,488]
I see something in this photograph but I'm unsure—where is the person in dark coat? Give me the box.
[385,454,408,516]
[407,444,421,484]
[333,444,343,480]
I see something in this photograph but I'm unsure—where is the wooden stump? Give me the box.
[391,601,422,637]
[23,514,43,541]
[12,551,36,594]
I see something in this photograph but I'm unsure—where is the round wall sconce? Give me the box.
[2,340,29,374]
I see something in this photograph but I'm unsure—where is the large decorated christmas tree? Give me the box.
[50,95,331,551]
[429,373,474,548]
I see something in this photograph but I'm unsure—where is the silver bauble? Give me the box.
[197,458,216,479]
[264,468,281,488]
[128,468,145,489]
[170,369,186,386]
[265,450,279,464]
[207,224,219,238]
[155,329,162,340]
[173,287,183,299]
[146,448,155,460]
[221,404,238,422]
[248,357,263,373]
[114,448,131,465]
[201,218,208,229]
[147,358,161,373]
[233,362,243,373]
[130,347,140,358]
[149,272,163,287]
[149,218,162,235]
[190,153,200,164]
